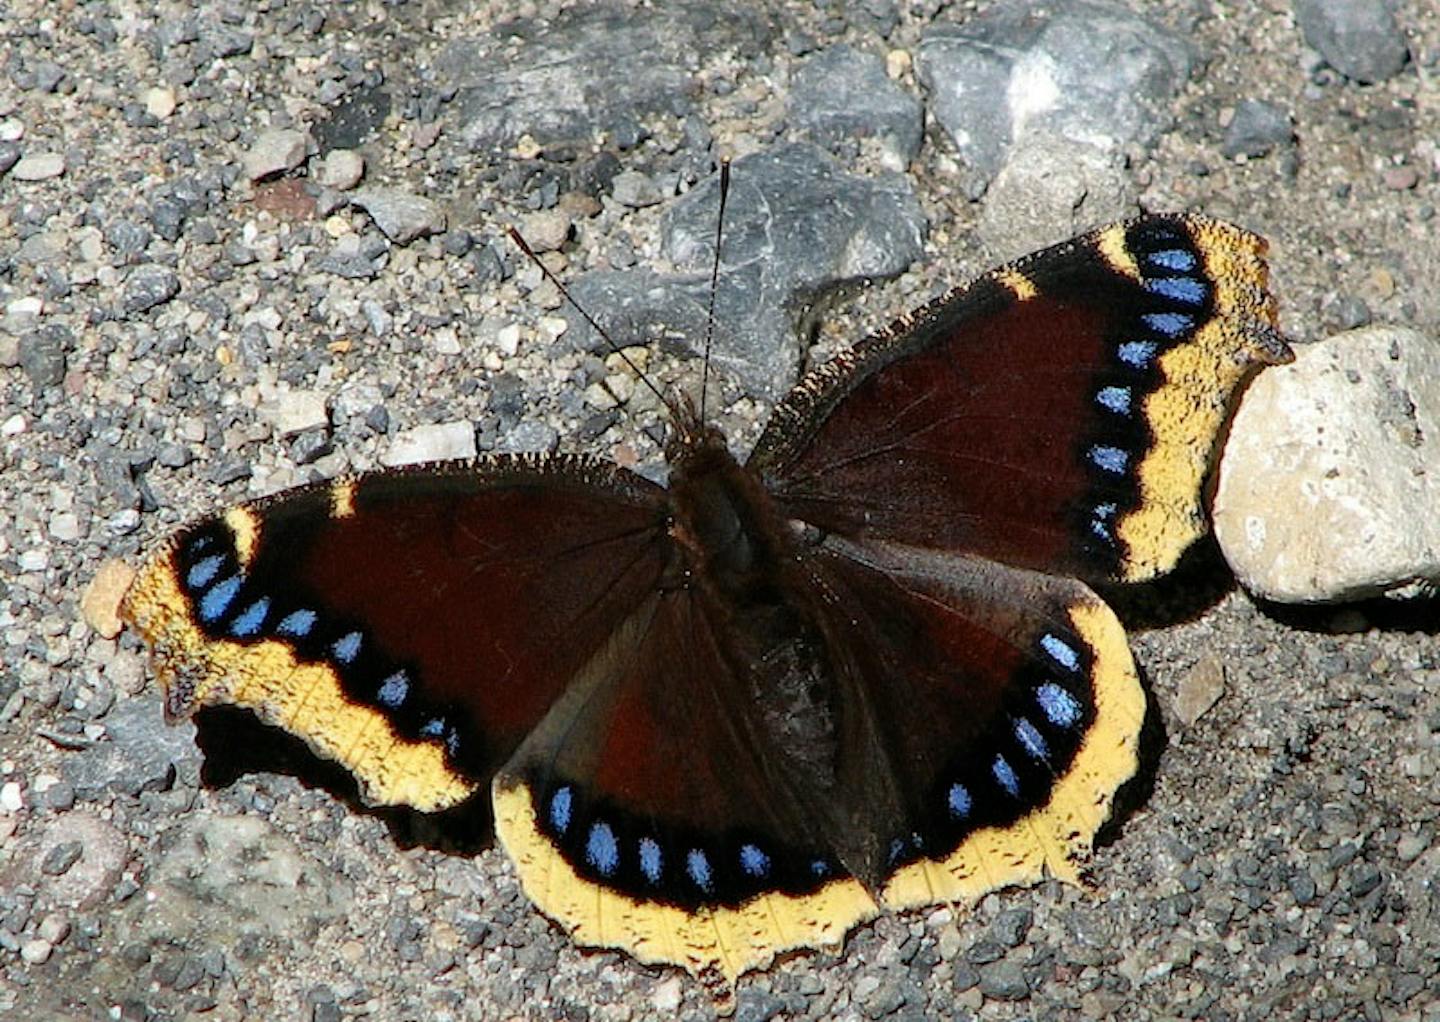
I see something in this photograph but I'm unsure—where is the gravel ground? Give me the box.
[4,1,1440,1020]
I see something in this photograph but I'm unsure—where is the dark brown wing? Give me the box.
[122,455,669,812]
[802,535,1144,907]
[750,215,1290,584]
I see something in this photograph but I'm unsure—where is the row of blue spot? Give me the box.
[1082,236,1212,547]
[179,531,460,757]
[548,783,798,896]
[943,629,1085,824]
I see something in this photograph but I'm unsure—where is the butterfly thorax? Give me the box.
[667,427,841,785]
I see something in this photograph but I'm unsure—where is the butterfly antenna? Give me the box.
[699,159,731,421]
[505,226,679,419]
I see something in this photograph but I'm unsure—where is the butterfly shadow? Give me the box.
[192,706,495,854]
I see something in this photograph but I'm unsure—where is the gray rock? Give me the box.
[976,135,1132,260]
[1214,326,1440,602]
[0,140,20,174]
[569,143,925,399]
[115,814,352,947]
[440,2,775,152]
[1172,655,1227,727]
[242,128,310,182]
[1222,99,1294,159]
[22,812,128,910]
[609,170,664,209]
[916,1,1190,199]
[122,265,180,314]
[350,187,446,245]
[494,419,559,455]
[1295,0,1409,84]
[978,958,1031,1000]
[791,45,924,169]
[990,908,1033,948]
[19,324,72,388]
[63,694,198,799]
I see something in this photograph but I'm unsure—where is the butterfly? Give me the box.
[120,211,1288,999]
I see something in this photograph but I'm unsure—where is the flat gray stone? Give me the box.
[11,151,65,180]
[440,2,775,152]
[567,143,925,399]
[1214,326,1440,602]
[791,45,924,169]
[350,187,446,245]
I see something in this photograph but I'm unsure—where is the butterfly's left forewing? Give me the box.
[122,455,671,812]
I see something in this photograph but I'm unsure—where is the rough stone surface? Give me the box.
[791,45,924,169]
[1294,0,1410,84]
[1215,326,1440,602]
[350,187,447,244]
[570,143,925,398]
[382,421,478,466]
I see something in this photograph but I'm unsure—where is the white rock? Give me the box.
[243,128,310,182]
[316,148,364,190]
[12,152,65,181]
[1214,326,1440,602]
[0,781,23,812]
[259,387,329,437]
[382,421,476,467]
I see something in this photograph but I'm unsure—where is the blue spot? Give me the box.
[1096,385,1132,415]
[993,755,1021,797]
[1041,633,1080,673]
[548,787,573,835]
[1117,340,1158,368]
[276,608,317,638]
[1145,275,1207,306]
[887,837,908,865]
[228,596,271,637]
[376,671,410,709]
[1142,311,1194,338]
[948,782,972,819]
[1015,717,1049,760]
[420,717,445,739]
[1090,445,1129,474]
[444,730,461,756]
[586,821,619,876]
[187,534,215,554]
[686,849,714,893]
[810,859,831,878]
[186,554,225,591]
[1091,502,1117,542]
[1147,247,1197,272]
[638,838,663,884]
[331,631,362,664]
[738,844,770,878]
[199,575,242,623]
[1037,683,1083,728]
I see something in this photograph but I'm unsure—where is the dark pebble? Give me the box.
[734,988,785,1022]
[966,939,1006,964]
[952,960,980,992]
[209,459,252,485]
[40,841,84,876]
[978,959,1031,1001]
[41,780,76,811]
[990,908,1033,948]
[1290,871,1318,906]
[1222,99,1293,158]
[19,324,72,388]
[289,428,333,465]
[0,141,19,174]
[122,266,181,314]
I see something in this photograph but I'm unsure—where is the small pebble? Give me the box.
[20,938,53,965]
[317,148,364,190]
[144,86,177,119]
[12,152,65,180]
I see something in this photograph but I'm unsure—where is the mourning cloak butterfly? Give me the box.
[121,212,1289,995]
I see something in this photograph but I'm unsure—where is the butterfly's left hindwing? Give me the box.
[121,455,670,812]
[752,214,1291,584]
